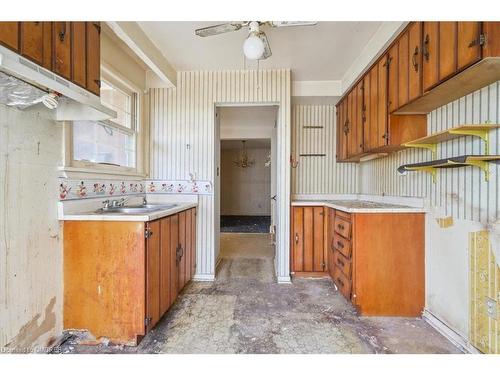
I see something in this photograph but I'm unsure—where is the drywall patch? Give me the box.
[469,231,499,354]
[436,216,454,228]
[5,297,56,352]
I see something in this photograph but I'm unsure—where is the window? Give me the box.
[70,73,140,171]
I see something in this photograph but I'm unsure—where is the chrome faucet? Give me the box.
[142,196,147,205]
[102,198,127,210]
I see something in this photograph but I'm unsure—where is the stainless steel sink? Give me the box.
[94,204,177,214]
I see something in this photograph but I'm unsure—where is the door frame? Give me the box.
[214,103,286,281]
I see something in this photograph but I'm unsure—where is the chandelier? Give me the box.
[233,140,254,168]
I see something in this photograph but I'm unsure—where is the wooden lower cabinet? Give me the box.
[64,207,197,345]
[329,210,425,317]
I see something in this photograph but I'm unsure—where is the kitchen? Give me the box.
[1,1,500,372]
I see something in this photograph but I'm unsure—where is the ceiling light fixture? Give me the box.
[243,21,265,60]
[233,140,254,168]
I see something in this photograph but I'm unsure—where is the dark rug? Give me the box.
[221,215,271,233]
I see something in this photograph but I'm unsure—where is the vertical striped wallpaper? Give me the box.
[359,81,500,224]
[149,69,291,279]
[292,105,358,194]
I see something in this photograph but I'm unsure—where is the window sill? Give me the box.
[58,166,147,180]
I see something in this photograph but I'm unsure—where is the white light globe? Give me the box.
[243,35,264,60]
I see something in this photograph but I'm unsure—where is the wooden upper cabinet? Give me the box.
[0,22,19,51]
[398,30,410,107]
[377,56,388,147]
[86,22,101,96]
[20,22,44,65]
[53,22,71,80]
[457,22,482,70]
[387,42,399,113]
[422,22,439,92]
[408,22,423,101]
[347,90,357,158]
[336,99,348,161]
[71,22,87,88]
[439,22,457,81]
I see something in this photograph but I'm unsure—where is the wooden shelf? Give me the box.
[393,58,500,115]
[397,155,500,183]
[403,124,500,157]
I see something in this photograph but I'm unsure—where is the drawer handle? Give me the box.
[337,224,345,230]
[337,258,345,267]
[336,277,344,287]
[295,233,299,244]
[337,241,344,248]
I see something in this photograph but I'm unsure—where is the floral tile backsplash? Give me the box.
[59,178,213,200]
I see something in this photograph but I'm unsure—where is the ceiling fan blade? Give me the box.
[258,32,272,59]
[269,21,318,28]
[195,23,244,37]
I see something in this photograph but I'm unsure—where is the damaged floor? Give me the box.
[57,233,462,354]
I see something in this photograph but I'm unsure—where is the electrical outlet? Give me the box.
[485,297,498,319]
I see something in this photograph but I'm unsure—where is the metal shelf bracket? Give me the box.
[404,143,437,159]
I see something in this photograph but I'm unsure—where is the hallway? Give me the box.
[58,233,461,354]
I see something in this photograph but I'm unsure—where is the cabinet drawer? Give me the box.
[333,266,351,300]
[334,216,351,239]
[333,250,352,278]
[333,235,352,258]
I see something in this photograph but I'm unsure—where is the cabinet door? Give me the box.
[457,22,482,70]
[71,22,87,88]
[170,214,179,302]
[178,210,187,290]
[347,90,356,158]
[439,22,457,81]
[86,22,101,96]
[398,30,409,107]
[185,209,193,284]
[145,220,160,332]
[336,100,347,161]
[422,22,439,92]
[190,208,197,279]
[42,22,52,70]
[387,42,399,113]
[292,207,304,271]
[327,208,335,278]
[53,21,71,79]
[377,56,388,148]
[408,22,422,101]
[0,22,19,51]
[355,81,364,154]
[159,217,172,316]
[20,22,44,65]
[482,22,500,58]
[368,65,378,151]
[362,73,371,151]
[312,207,325,272]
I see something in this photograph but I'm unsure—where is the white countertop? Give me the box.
[60,202,198,222]
[292,199,426,213]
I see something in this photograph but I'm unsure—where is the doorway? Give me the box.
[214,105,278,274]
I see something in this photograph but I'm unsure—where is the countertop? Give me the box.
[292,199,426,213]
[60,202,198,222]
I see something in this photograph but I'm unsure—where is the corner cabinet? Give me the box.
[0,21,101,96]
[63,207,197,345]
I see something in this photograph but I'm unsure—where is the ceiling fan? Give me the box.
[195,21,317,61]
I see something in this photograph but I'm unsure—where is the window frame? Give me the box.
[64,65,144,176]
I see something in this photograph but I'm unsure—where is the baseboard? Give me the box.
[277,275,292,284]
[422,309,480,354]
[192,273,215,282]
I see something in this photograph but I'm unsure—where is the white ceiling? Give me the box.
[138,21,383,81]
[221,139,271,150]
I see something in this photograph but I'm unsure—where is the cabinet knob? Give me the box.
[294,233,299,244]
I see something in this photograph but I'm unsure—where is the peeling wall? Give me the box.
[0,105,63,350]
[359,81,500,352]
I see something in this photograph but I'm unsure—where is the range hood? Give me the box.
[0,45,116,121]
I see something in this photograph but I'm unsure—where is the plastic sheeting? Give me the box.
[0,71,45,109]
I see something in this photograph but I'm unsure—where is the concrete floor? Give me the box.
[58,233,462,354]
